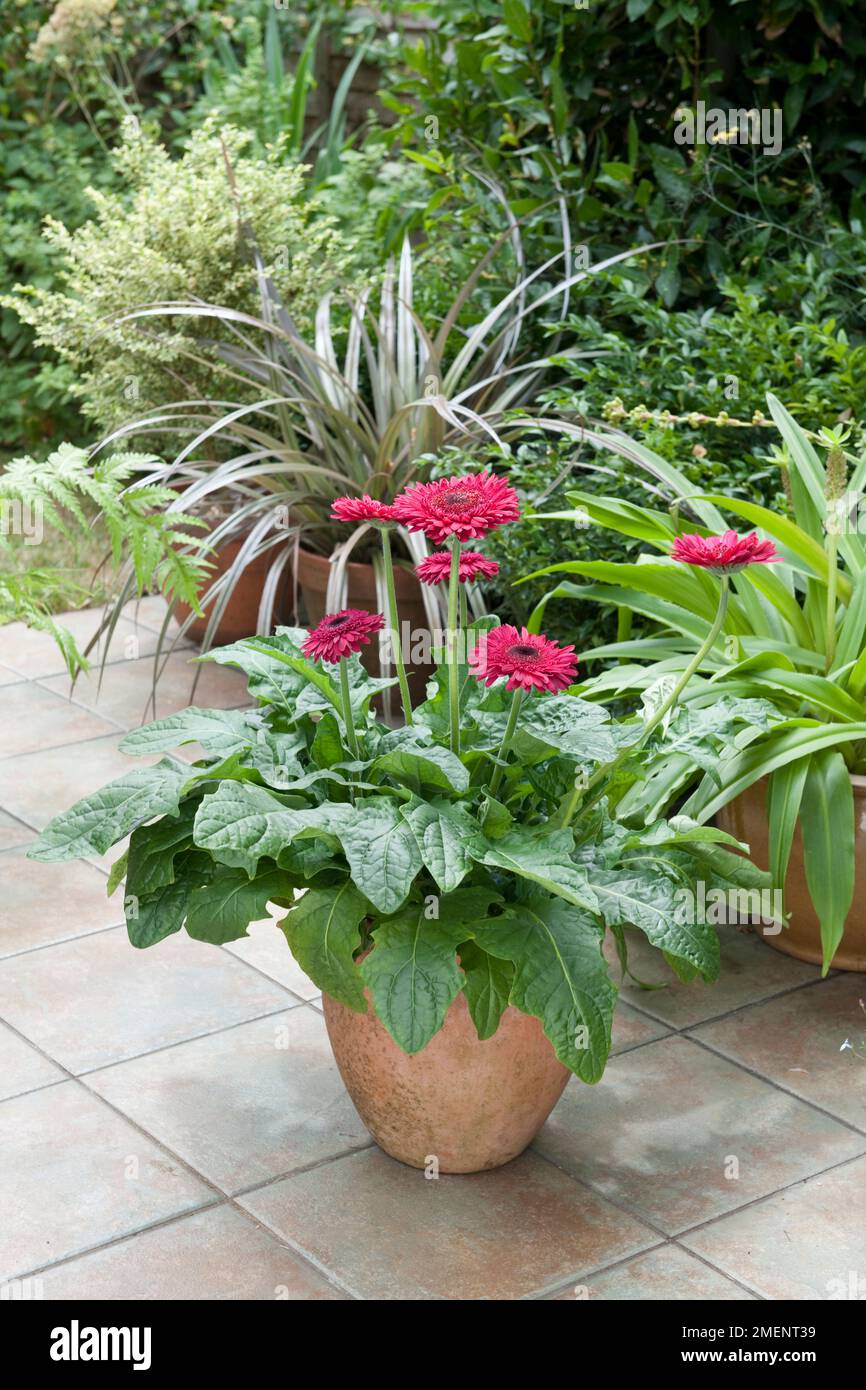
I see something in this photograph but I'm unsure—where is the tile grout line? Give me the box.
[8,1037,368,1299]
[684,1031,866,1140]
[672,1148,866,1242]
[0,999,311,1103]
[619,966,838,1037]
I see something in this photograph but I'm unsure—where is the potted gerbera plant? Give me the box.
[30,474,770,1173]
[526,397,866,972]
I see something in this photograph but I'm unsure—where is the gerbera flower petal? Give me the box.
[670,530,779,574]
[415,550,500,585]
[331,495,396,523]
[301,609,385,664]
[392,472,520,543]
[468,624,578,693]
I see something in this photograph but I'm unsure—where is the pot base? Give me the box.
[321,989,570,1174]
[716,777,866,972]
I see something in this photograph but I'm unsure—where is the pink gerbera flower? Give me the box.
[302,609,385,664]
[469,624,578,693]
[391,472,520,543]
[415,550,500,585]
[331,495,396,524]
[670,530,779,574]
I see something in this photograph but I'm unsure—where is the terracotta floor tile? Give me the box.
[0,733,146,831]
[0,925,297,1073]
[532,1035,866,1234]
[0,1020,64,1101]
[607,925,823,1029]
[87,1008,370,1194]
[0,811,36,851]
[611,1002,671,1054]
[38,1203,347,1301]
[681,1155,866,1299]
[1,609,165,680]
[549,1243,756,1300]
[0,1082,212,1281]
[0,853,124,956]
[0,682,119,757]
[223,915,321,1000]
[239,1147,658,1300]
[41,650,249,730]
[693,974,866,1131]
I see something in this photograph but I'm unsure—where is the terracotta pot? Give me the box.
[174,537,295,646]
[322,974,570,1173]
[715,775,866,971]
[296,545,434,706]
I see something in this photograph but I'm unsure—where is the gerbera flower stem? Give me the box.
[488,688,524,798]
[557,577,731,828]
[447,536,462,756]
[338,659,361,763]
[380,528,413,726]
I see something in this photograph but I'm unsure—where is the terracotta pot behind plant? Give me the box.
[322,976,570,1174]
[174,538,295,646]
[297,546,434,705]
[716,775,866,971]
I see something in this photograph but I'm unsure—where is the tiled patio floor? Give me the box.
[1,602,865,1300]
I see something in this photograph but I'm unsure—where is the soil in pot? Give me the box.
[322,976,570,1173]
[297,546,434,707]
[716,776,866,971]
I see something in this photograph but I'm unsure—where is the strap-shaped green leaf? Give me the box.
[766,757,808,916]
[799,750,855,973]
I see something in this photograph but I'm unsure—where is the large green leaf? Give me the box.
[372,740,469,794]
[472,896,616,1082]
[400,798,474,894]
[516,694,617,763]
[766,757,808,911]
[799,750,855,972]
[199,634,308,709]
[359,902,466,1052]
[281,881,370,1010]
[335,797,422,913]
[593,869,720,980]
[28,759,190,861]
[192,780,346,875]
[185,865,296,945]
[126,801,198,896]
[458,941,514,1041]
[470,826,599,912]
[119,708,254,757]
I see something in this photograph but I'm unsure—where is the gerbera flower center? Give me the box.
[508,643,539,660]
[325,615,352,628]
[439,489,476,512]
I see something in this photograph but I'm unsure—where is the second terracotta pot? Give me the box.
[716,775,866,971]
[322,978,570,1173]
[174,536,295,646]
[297,546,434,706]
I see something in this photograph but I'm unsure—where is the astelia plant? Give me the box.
[525,395,866,970]
[29,478,770,1079]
